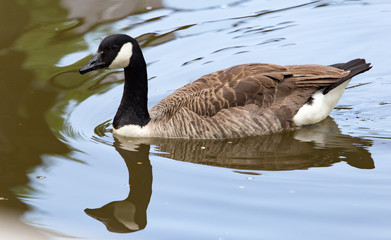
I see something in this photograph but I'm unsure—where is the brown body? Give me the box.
[144,62,360,139]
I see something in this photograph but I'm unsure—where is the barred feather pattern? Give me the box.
[144,63,353,139]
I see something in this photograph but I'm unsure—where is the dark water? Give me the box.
[1,0,391,239]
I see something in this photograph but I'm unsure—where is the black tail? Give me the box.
[324,58,372,94]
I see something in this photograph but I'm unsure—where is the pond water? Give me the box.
[1,0,391,239]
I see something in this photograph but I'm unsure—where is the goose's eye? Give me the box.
[111,45,119,51]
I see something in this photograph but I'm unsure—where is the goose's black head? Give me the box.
[80,34,139,74]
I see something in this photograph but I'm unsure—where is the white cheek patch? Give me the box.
[108,42,133,69]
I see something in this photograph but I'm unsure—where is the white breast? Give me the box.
[113,124,152,137]
[293,79,351,126]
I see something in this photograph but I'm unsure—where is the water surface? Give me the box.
[1,0,391,239]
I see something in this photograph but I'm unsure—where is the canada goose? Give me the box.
[80,34,371,139]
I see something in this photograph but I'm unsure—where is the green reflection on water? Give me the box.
[0,1,74,238]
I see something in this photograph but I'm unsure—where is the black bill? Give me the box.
[79,52,106,74]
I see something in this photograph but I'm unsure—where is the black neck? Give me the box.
[113,55,150,129]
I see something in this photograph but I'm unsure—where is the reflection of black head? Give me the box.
[85,201,140,233]
[85,141,152,233]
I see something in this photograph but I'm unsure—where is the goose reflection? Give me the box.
[118,117,374,171]
[84,143,152,233]
[86,117,373,233]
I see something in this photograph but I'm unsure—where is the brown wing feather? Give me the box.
[150,64,291,119]
[287,64,349,87]
[149,63,349,125]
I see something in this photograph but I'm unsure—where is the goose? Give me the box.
[79,34,371,139]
